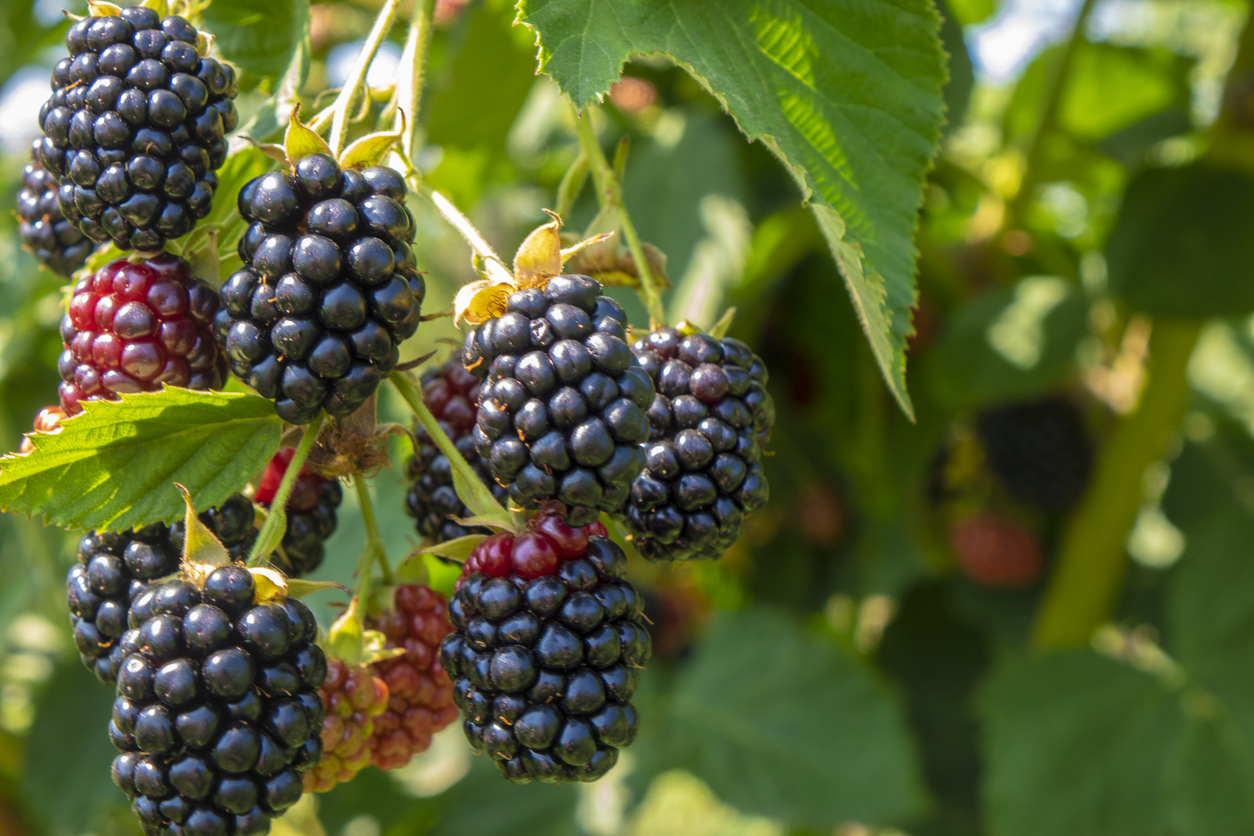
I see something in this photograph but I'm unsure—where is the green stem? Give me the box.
[352,473,391,607]
[327,0,404,156]
[572,104,667,328]
[392,0,436,159]
[555,151,589,220]
[1033,319,1202,648]
[1008,0,1097,223]
[247,413,325,566]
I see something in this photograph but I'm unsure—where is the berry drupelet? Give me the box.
[405,357,508,544]
[365,584,458,770]
[111,566,326,835]
[253,448,342,576]
[217,157,425,423]
[625,328,774,561]
[304,659,389,792]
[949,513,1043,589]
[440,512,651,783]
[57,253,227,416]
[461,275,655,526]
[975,398,1093,511]
[16,140,94,276]
[38,8,239,252]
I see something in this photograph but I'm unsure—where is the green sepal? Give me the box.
[338,112,406,170]
[418,534,488,563]
[707,308,737,340]
[284,104,333,166]
[175,483,230,567]
[287,578,349,599]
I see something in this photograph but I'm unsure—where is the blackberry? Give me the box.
[216,157,425,423]
[625,328,773,561]
[304,658,388,792]
[975,399,1093,510]
[70,499,258,686]
[439,512,651,784]
[405,357,508,543]
[38,9,238,252]
[461,275,655,526]
[57,253,227,416]
[16,140,94,276]
[949,513,1043,589]
[365,584,458,770]
[253,448,342,576]
[110,566,326,835]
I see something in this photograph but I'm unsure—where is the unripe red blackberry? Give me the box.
[253,447,342,576]
[975,398,1093,511]
[626,328,773,561]
[303,659,388,792]
[70,498,258,686]
[16,140,94,276]
[18,405,67,455]
[365,584,458,770]
[439,512,650,783]
[38,9,239,251]
[949,513,1043,589]
[461,275,655,526]
[216,157,425,423]
[57,253,227,416]
[110,567,326,835]
[405,358,508,543]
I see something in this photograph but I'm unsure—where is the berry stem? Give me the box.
[247,412,325,566]
[571,102,667,329]
[328,0,404,156]
[388,0,436,159]
[389,370,514,529]
[412,184,515,285]
[352,473,391,606]
[555,151,588,220]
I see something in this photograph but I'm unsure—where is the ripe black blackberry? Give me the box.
[16,140,94,276]
[975,398,1093,510]
[461,275,655,526]
[111,566,326,835]
[253,447,342,576]
[216,157,425,423]
[440,512,650,784]
[406,357,508,543]
[625,328,773,561]
[69,498,255,686]
[37,8,239,252]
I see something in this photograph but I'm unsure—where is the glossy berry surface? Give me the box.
[975,398,1093,511]
[217,157,425,423]
[461,275,655,526]
[304,659,388,792]
[38,11,238,251]
[626,328,774,561]
[57,253,226,416]
[365,584,458,770]
[16,140,93,275]
[253,447,342,576]
[111,570,326,835]
[405,357,508,544]
[439,513,650,784]
[949,513,1043,589]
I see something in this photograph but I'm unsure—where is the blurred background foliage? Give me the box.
[2,0,1254,834]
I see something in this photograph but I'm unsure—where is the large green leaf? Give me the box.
[670,608,924,828]
[202,0,311,81]
[514,0,949,418]
[0,388,281,532]
[1106,165,1254,317]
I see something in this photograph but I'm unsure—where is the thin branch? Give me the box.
[328,0,404,156]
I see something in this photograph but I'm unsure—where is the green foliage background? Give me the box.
[0,0,1252,834]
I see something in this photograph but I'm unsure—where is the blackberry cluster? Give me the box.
[253,448,342,576]
[69,499,258,686]
[949,513,1043,589]
[111,567,326,835]
[365,584,458,770]
[462,275,655,526]
[16,140,93,275]
[975,399,1093,511]
[439,513,651,784]
[217,157,425,423]
[304,659,388,793]
[626,328,773,561]
[38,8,238,251]
[58,253,227,416]
[405,357,508,544]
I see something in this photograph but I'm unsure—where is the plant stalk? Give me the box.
[571,104,667,328]
[391,0,436,159]
[352,473,391,608]
[247,413,325,565]
[328,0,404,156]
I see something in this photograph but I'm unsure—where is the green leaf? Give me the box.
[0,388,281,532]
[1106,165,1254,317]
[670,608,924,828]
[202,0,311,80]
[515,0,948,419]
